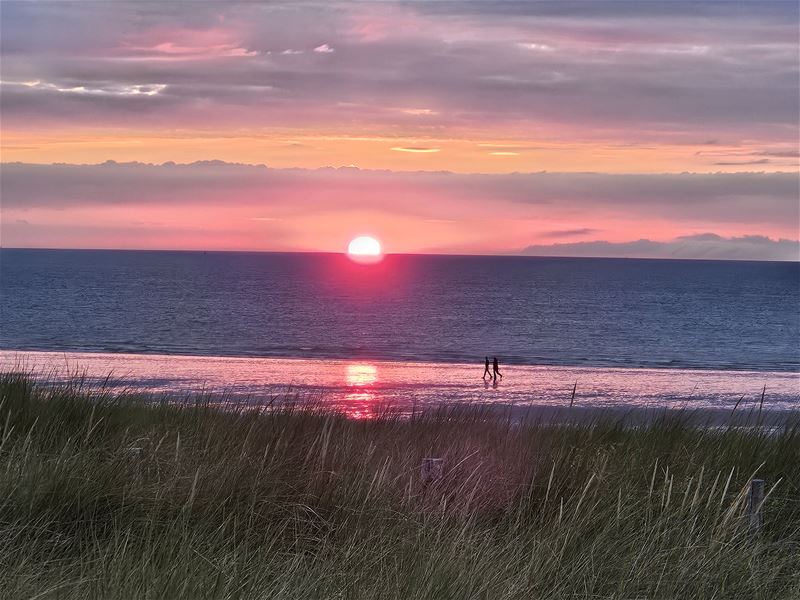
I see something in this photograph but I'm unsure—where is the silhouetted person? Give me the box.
[492,356,502,381]
[482,356,491,379]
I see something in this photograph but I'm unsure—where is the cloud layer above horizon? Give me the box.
[2,161,797,260]
[0,1,798,259]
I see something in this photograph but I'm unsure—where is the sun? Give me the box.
[348,236,381,256]
[347,236,383,263]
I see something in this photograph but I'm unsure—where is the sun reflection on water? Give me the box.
[343,363,378,418]
[346,363,377,386]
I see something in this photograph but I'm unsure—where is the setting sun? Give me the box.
[347,236,383,263]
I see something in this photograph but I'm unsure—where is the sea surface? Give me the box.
[1,249,798,414]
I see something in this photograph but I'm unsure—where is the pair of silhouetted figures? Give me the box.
[482,356,502,381]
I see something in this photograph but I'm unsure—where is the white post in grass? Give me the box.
[746,478,765,533]
[421,458,444,485]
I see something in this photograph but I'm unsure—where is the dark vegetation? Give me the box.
[1,371,799,599]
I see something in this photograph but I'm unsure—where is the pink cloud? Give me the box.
[118,26,257,61]
[1,162,797,259]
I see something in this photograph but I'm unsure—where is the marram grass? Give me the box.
[1,371,799,599]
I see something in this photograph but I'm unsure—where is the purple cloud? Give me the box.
[521,234,799,261]
[1,161,797,258]
[0,1,796,143]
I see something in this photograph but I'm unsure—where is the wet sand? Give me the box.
[3,350,798,420]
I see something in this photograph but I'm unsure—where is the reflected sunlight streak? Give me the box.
[344,363,379,418]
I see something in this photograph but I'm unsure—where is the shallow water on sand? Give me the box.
[4,350,798,420]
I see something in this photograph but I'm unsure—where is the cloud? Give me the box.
[538,228,598,239]
[3,162,796,224]
[1,79,166,96]
[415,1,799,20]
[757,150,800,158]
[1,161,797,257]
[521,234,799,261]
[0,0,796,146]
[714,159,771,166]
[390,147,441,153]
[119,42,258,61]
[517,42,554,52]
[400,108,437,115]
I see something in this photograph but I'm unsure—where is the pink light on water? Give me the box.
[344,363,379,418]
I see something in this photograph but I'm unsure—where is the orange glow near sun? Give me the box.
[347,236,383,263]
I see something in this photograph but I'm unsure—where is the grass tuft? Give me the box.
[1,371,799,599]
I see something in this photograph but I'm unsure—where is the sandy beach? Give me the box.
[4,350,798,420]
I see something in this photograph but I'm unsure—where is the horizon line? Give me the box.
[1,246,797,264]
[2,159,797,178]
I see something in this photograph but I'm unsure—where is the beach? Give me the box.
[4,350,799,420]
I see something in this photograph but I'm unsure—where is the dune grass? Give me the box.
[1,371,799,599]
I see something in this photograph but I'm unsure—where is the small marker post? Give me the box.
[421,458,444,485]
[745,478,765,534]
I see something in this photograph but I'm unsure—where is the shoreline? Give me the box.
[3,345,799,374]
[0,344,800,374]
[3,349,799,419]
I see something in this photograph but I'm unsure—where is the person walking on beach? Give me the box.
[482,356,492,380]
[492,357,502,381]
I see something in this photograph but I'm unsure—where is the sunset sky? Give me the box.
[1,1,798,259]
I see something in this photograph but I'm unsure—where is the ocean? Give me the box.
[1,249,798,413]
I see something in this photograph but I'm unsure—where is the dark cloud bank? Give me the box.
[2,161,797,261]
[522,234,799,261]
[3,161,797,218]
